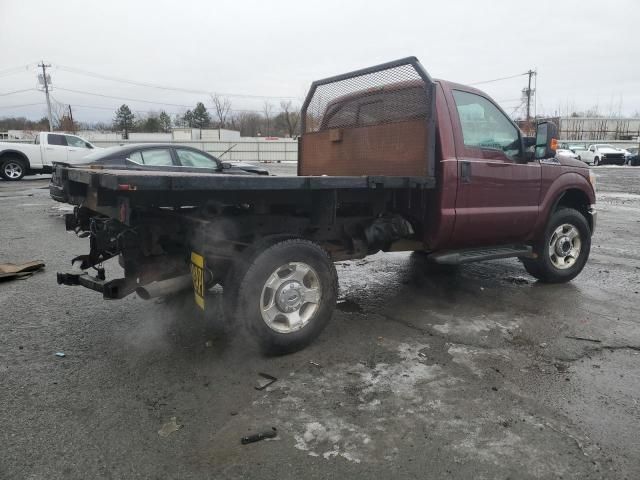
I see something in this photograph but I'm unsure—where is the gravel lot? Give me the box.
[1,165,639,479]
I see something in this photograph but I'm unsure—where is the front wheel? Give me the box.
[522,208,591,283]
[0,157,27,181]
[224,239,338,354]
[593,157,600,166]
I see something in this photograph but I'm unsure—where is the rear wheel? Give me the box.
[0,156,27,181]
[224,238,338,354]
[522,208,591,283]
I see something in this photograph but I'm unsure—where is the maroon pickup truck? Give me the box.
[55,57,596,353]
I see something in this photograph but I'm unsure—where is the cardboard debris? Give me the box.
[0,260,45,281]
[158,417,183,437]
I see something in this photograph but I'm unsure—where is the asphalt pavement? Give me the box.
[1,166,639,479]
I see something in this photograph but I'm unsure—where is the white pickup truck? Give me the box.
[580,143,626,166]
[0,132,98,181]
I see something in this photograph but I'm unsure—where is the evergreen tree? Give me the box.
[182,110,194,128]
[159,110,172,132]
[113,104,135,139]
[191,102,210,128]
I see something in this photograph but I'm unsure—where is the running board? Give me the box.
[428,245,533,265]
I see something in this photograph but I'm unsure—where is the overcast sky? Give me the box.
[1,0,639,125]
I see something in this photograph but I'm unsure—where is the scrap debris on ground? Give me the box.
[0,260,45,281]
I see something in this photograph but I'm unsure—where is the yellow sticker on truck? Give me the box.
[190,252,205,310]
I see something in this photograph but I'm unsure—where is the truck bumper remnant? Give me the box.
[56,272,136,299]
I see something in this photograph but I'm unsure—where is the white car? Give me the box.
[555,148,580,161]
[559,143,588,162]
[580,144,626,166]
[0,132,98,181]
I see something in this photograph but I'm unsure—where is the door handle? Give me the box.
[460,161,471,183]
[46,147,54,150]
[68,149,77,151]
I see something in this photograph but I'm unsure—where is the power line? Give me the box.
[56,86,195,108]
[0,65,31,78]
[496,97,523,103]
[0,102,46,110]
[54,87,284,115]
[55,64,299,100]
[0,88,37,97]
[469,72,529,86]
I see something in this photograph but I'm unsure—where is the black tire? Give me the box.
[0,156,27,181]
[593,157,600,166]
[222,234,297,322]
[522,208,591,283]
[224,238,338,354]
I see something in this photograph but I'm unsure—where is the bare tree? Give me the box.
[211,94,232,132]
[233,111,262,137]
[211,94,232,140]
[262,101,273,136]
[280,101,301,138]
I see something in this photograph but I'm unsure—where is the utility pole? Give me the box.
[38,61,54,132]
[525,69,536,123]
[68,104,75,132]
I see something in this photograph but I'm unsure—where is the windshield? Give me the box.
[596,144,614,149]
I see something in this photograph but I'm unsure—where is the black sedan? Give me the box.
[626,147,639,166]
[50,143,269,202]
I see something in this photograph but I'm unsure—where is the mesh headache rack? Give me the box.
[299,57,436,179]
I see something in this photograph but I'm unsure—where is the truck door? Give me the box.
[65,135,93,163]
[44,134,69,164]
[583,145,595,163]
[448,89,541,246]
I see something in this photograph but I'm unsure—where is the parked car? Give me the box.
[558,143,588,162]
[555,148,580,161]
[626,147,640,166]
[0,132,98,181]
[559,143,588,162]
[49,143,269,202]
[581,144,626,166]
[619,148,633,162]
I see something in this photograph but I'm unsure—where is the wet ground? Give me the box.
[1,166,639,479]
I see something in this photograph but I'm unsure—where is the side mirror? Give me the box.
[221,162,231,169]
[523,136,536,149]
[534,121,558,160]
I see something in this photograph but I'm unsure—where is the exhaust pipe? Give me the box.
[136,274,192,300]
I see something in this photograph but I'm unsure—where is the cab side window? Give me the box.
[48,134,67,146]
[452,90,521,161]
[65,135,90,148]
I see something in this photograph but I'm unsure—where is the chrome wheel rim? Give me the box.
[4,162,23,179]
[260,262,322,333]
[548,223,581,270]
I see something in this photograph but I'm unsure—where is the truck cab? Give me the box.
[0,132,97,181]
[35,133,97,164]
